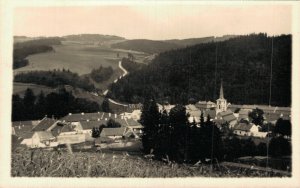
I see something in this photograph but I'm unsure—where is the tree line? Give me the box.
[90,66,113,83]
[14,69,96,92]
[12,88,100,121]
[109,34,291,106]
[140,100,291,164]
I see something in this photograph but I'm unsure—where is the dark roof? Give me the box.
[114,118,128,127]
[218,109,233,117]
[80,121,104,130]
[233,123,253,131]
[32,118,57,131]
[60,123,76,133]
[100,127,126,137]
[223,114,237,122]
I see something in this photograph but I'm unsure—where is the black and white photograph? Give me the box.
[1,0,300,187]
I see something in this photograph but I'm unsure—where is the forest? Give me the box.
[12,88,100,121]
[109,34,291,106]
[90,66,114,83]
[14,69,96,92]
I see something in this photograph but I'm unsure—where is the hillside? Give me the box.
[63,34,125,42]
[109,33,291,106]
[111,39,182,54]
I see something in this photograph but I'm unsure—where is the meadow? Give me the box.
[11,146,290,177]
[14,41,149,76]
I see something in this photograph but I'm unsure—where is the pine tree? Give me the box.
[140,99,160,154]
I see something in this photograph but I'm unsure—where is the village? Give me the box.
[12,83,291,153]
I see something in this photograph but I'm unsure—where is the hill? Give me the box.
[63,34,125,42]
[108,33,291,106]
[111,39,182,54]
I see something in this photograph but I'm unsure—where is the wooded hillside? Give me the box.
[109,34,291,106]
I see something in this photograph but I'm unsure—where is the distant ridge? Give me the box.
[62,34,125,42]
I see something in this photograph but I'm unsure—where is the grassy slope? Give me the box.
[11,147,289,177]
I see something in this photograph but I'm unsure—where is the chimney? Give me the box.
[97,118,100,121]
[69,113,72,115]
[81,112,84,115]
[87,119,89,122]
[105,118,107,121]
[18,126,21,129]
[115,114,117,118]
[109,113,111,117]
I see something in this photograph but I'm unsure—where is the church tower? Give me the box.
[216,81,227,114]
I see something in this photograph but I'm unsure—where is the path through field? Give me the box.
[102,60,129,107]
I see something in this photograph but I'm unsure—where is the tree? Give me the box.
[35,91,46,119]
[168,104,189,162]
[92,127,100,138]
[269,136,291,157]
[107,119,121,128]
[274,118,291,138]
[101,98,110,113]
[140,99,160,154]
[248,108,264,126]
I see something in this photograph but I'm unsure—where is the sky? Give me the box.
[14,4,292,40]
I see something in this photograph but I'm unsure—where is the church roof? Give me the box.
[219,82,224,99]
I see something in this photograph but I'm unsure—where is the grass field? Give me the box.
[14,41,149,76]
[11,147,290,177]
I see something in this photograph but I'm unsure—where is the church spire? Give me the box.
[219,81,224,99]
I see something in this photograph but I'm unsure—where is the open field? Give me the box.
[11,147,290,177]
[14,41,149,76]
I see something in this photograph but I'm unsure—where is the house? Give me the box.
[157,103,175,113]
[31,131,58,148]
[216,109,237,128]
[56,123,86,145]
[238,109,251,122]
[233,123,267,138]
[100,127,126,140]
[12,120,36,139]
[195,101,216,110]
[185,104,201,123]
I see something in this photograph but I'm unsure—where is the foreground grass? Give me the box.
[11,147,290,177]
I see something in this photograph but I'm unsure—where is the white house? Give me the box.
[233,123,267,138]
[31,131,58,148]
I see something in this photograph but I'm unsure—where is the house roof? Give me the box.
[60,112,119,122]
[218,109,233,117]
[35,131,55,141]
[32,118,57,132]
[100,127,126,137]
[185,104,199,111]
[80,121,104,130]
[233,123,253,131]
[60,123,76,133]
[203,109,216,119]
[223,114,237,122]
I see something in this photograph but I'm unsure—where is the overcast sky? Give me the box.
[14,5,292,40]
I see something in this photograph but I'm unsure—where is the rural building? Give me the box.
[100,127,126,140]
[216,82,228,115]
[233,123,267,138]
[157,103,175,113]
[195,101,216,110]
[31,131,58,148]
[216,109,237,128]
[185,104,201,123]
